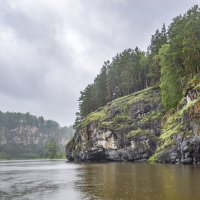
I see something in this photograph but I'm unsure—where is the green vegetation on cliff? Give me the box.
[66,86,162,162]
[68,74,199,163]
[148,74,200,163]
[76,86,162,138]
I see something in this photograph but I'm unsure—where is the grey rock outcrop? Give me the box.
[156,85,200,164]
[66,84,200,164]
[66,87,162,162]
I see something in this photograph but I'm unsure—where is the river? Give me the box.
[0,160,200,200]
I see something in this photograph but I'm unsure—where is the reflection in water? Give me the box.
[0,160,200,200]
[76,163,200,200]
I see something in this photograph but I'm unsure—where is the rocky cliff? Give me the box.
[66,79,200,164]
[0,123,72,147]
[66,87,163,161]
[154,80,200,164]
[0,112,74,159]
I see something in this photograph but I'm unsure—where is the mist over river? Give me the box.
[0,160,200,200]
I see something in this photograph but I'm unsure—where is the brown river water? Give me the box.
[0,160,200,200]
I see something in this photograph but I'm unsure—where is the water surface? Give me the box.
[0,160,200,200]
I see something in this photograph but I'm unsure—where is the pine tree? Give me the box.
[159,44,182,109]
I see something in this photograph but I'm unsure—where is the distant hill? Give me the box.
[0,111,74,159]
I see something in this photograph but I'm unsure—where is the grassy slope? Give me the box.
[78,86,161,132]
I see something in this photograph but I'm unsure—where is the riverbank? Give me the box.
[66,84,200,164]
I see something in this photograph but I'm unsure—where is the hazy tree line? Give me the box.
[77,5,200,119]
[0,111,59,130]
[0,139,64,159]
[0,112,74,159]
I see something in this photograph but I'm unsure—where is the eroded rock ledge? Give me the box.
[66,82,200,164]
[66,87,162,162]
[155,83,200,164]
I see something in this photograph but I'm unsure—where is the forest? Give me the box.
[0,112,74,159]
[76,5,200,122]
[0,111,59,130]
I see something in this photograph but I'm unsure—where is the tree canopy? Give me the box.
[76,5,200,121]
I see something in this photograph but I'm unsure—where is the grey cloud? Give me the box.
[0,0,198,125]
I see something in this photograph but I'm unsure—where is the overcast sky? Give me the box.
[0,0,199,126]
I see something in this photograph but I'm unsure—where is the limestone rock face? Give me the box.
[66,87,162,162]
[0,113,74,154]
[0,125,66,146]
[156,84,200,164]
[66,83,200,164]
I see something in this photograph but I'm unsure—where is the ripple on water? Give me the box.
[1,161,200,200]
